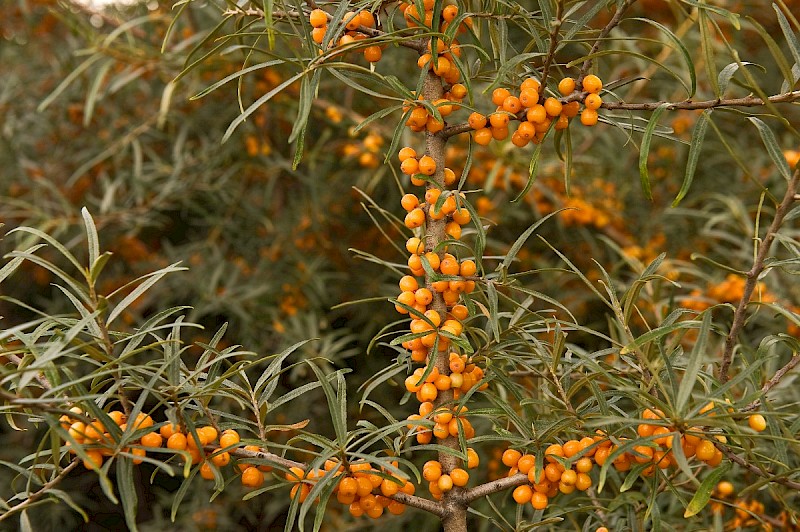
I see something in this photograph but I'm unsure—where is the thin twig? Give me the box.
[578,0,638,81]
[716,443,800,491]
[537,1,564,101]
[8,354,52,390]
[441,91,800,140]
[461,473,529,503]
[719,168,800,382]
[743,353,800,412]
[0,458,81,523]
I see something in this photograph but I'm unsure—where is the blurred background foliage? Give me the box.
[1,0,799,530]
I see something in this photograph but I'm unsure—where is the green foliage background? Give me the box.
[1,0,799,530]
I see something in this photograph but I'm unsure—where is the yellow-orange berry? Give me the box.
[309,8,327,28]
[582,74,603,94]
[558,77,576,96]
[502,448,522,468]
[580,108,598,126]
[748,414,766,432]
[584,93,602,110]
[241,466,265,488]
[140,431,163,448]
[543,97,562,117]
[531,491,548,510]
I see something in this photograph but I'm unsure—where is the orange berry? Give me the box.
[521,77,541,92]
[491,88,511,106]
[562,101,580,117]
[159,422,178,439]
[398,147,417,162]
[519,88,539,108]
[584,93,602,110]
[83,449,104,470]
[580,108,598,126]
[582,74,602,94]
[543,97,562,117]
[437,474,453,492]
[132,447,147,465]
[401,194,419,212]
[558,77,576,96]
[450,468,469,487]
[502,95,522,114]
[200,462,215,480]
[748,414,767,432]
[473,127,493,146]
[466,448,479,469]
[309,9,327,28]
[489,112,509,129]
[545,444,564,462]
[241,466,264,488]
[576,457,593,473]
[468,112,487,130]
[359,10,375,28]
[418,155,436,176]
[517,454,535,474]
[531,491,548,510]
[418,382,438,402]
[166,432,188,451]
[140,431,163,448]
[513,484,533,504]
[575,472,592,491]
[502,448,522,468]
[452,207,470,225]
[400,157,420,175]
[695,440,716,462]
[527,104,547,123]
[405,208,425,229]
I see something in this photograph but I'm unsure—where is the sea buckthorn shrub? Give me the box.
[1,0,800,531]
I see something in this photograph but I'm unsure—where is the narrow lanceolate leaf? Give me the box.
[639,104,670,200]
[117,457,139,532]
[107,263,187,324]
[631,18,696,97]
[81,207,100,268]
[774,5,800,83]
[698,9,720,98]
[0,245,45,284]
[672,110,711,207]
[676,312,711,413]
[501,210,564,272]
[512,140,544,203]
[749,117,794,181]
[684,463,731,517]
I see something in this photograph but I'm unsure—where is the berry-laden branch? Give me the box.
[461,472,529,503]
[719,167,800,383]
[716,442,800,491]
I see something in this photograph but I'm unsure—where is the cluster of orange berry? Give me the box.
[502,436,602,511]
[281,460,412,518]
[60,408,159,469]
[405,397,477,446]
[469,74,603,148]
[421,452,478,499]
[308,8,384,63]
[682,273,774,312]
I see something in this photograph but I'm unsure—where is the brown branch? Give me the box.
[390,491,445,517]
[743,353,800,412]
[441,91,800,140]
[462,473,529,503]
[8,354,52,390]
[205,444,305,471]
[719,168,800,382]
[602,91,800,111]
[716,443,800,491]
[0,458,81,523]
[578,0,638,80]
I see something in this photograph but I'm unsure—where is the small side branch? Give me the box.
[390,491,445,516]
[461,473,529,503]
[579,0,638,80]
[743,353,800,412]
[717,443,800,491]
[719,168,800,383]
[0,458,81,523]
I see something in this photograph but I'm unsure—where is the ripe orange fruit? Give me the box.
[404,208,425,229]
[491,88,511,106]
[200,462,215,480]
[580,108,598,126]
[513,484,533,504]
[167,432,188,451]
[364,46,382,63]
[418,155,436,175]
[695,440,716,461]
[531,491,548,510]
[558,77,576,96]
[502,95,522,114]
[585,93,602,110]
[473,128,492,146]
[140,431,163,448]
[582,74,602,94]
[241,466,264,488]
[309,8,328,28]
[488,112,509,128]
[543,97,562,117]
[398,146,417,162]
[211,451,231,467]
[502,448,522,468]
[748,414,766,432]
[527,104,547,123]
[83,450,103,470]
[468,112,487,130]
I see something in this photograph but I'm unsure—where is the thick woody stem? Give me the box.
[719,168,800,382]
[421,67,468,531]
